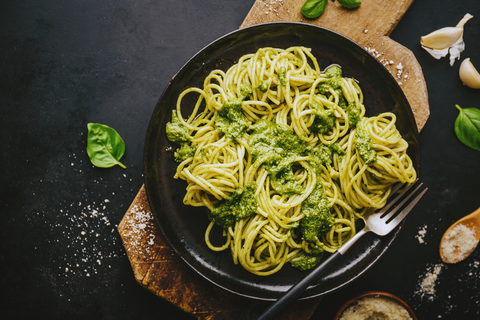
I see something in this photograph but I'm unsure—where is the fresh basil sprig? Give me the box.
[454,105,480,151]
[301,0,361,19]
[337,0,362,9]
[87,123,127,168]
[301,0,328,19]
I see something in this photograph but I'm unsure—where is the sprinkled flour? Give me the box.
[415,264,443,301]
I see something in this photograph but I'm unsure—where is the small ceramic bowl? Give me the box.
[333,291,417,320]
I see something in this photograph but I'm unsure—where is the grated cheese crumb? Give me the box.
[415,264,443,300]
[339,296,412,320]
[441,224,478,263]
[416,225,428,244]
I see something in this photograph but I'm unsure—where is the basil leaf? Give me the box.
[301,0,328,19]
[87,123,127,168]
[454,105,480,151]
[337,0,361,8]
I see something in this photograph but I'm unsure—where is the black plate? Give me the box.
[144,22,420,301]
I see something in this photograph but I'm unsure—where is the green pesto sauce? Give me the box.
[166,111,191,144]
[325,65,342,78]
[325,77,342,90]
[174,143,196,163]
[306,142,346,177]
[258,79,270,93]
[346,102,361,128]
[330,142,346,157]
[249,120,306,161]
[240,84,253,100]
[270,156,304,195]
[319,65,343,91]
[310,102,335,134]
[208,184,257,228]
[335,89,347,108]
[307,144,332,174]
[248,120,307,195]
[317,83,330,95]
[215,98,249,142]
[277,66,287,86]
[300,182,334,243]
[290,252,324,271]
[317,66,361,128]
[355,125,377,164]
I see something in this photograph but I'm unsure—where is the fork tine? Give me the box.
[387,187,428,226]
[381,182,424,221]
[389,181,406,197]
[378,179,419,216]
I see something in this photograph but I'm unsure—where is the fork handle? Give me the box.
[257,251,342,320]
[338,227,368,255]
[257,228,369,320]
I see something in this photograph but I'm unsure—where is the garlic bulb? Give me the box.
[459,58,480,89]
[421,13,473,66]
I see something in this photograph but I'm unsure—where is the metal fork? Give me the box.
[257,180,428,320]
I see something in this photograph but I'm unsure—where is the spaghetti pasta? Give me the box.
[165,46,417,276]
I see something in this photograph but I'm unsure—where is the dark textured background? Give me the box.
[1,0,480,319]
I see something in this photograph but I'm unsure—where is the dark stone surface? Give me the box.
[1,0,480,319]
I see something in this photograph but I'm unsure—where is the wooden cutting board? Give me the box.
[117,1,429,319]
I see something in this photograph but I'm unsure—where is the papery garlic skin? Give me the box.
[422,47,449,59]
[448,37,466,66]
[421,13,473,66]
[459,58,480,89]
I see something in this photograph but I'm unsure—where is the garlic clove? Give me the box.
[456,13,474,28]
[459,58,480,89]
[421,27,464,50]
[420,13,473,66]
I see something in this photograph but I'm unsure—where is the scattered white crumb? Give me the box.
[45,197,124,280]
[122,205,157,260]
[416,225,428,244]
[364,45,409,85]
[261,0,284,17]
[396,63,403,79]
